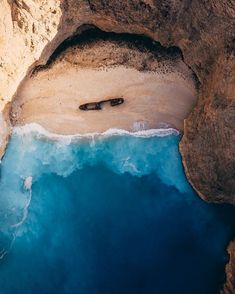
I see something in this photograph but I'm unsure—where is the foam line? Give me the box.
[13,123,179,142]
[11,188,32,229]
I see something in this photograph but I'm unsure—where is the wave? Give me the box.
[0,122,187,259]
[11,185,32,229]
[9,122,187,191]
[13,123,179,142]
[0,178,32,258]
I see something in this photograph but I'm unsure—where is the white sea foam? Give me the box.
[0,234,16,260]
[11,187,32,229]
[13,123,179,142]
[24,176,33,190]
[0,122,185,260]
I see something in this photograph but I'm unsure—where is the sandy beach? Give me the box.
[11,39,197,134]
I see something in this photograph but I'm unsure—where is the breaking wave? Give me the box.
[13,123,179,140]
[10,123,186,190]
[0,123,183,256]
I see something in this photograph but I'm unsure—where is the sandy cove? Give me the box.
[11,64,196,134]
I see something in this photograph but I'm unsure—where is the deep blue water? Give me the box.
[0,127,234,294]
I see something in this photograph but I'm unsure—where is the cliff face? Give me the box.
[222,240,235,294]
[0,0,61,111]
[0,0,234,291]
[181,49,235,204]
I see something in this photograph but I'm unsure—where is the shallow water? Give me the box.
[0,127,234,294]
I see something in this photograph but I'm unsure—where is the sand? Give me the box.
[11,64,197,134]
[11,36,197,134]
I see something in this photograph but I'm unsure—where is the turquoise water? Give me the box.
[0,126,234,294]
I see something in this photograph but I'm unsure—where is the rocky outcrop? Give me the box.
[222,240,235,294]
[0,0,61,111]
[0,105,10,158]
[180,48,235,204]
[0,0,62,154]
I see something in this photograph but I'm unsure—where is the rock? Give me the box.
[222,240,235,294]
[0,104,11,157]
[0,0,62,112]
[180,49,235,204]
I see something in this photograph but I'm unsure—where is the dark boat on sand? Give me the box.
[79,98,124,111]
[79,102,102,111]
[110,98,124,106]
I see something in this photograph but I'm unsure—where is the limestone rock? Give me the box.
[222,240,235,294]
[0,0,61,111]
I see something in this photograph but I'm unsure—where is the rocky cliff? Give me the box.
[222,240,235,294]
[0,0,234,291]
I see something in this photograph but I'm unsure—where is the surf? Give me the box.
[0,125,234,294]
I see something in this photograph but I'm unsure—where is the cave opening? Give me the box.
[11,25,198,134]
[32,25,184,75]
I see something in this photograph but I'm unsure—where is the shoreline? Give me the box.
[13,122,180,142]
[11,66,197,135]
[10,37,197,136]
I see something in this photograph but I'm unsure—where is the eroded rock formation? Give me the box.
[181,49,235,205]
[11,31,197,133]
[0,0,61,110]
[222,240,235,294]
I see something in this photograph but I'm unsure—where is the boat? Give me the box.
[110,98,124,106]
[79,102,102,111]
[79,98,124,111]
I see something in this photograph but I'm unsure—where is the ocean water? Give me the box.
[0,125,234,294]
